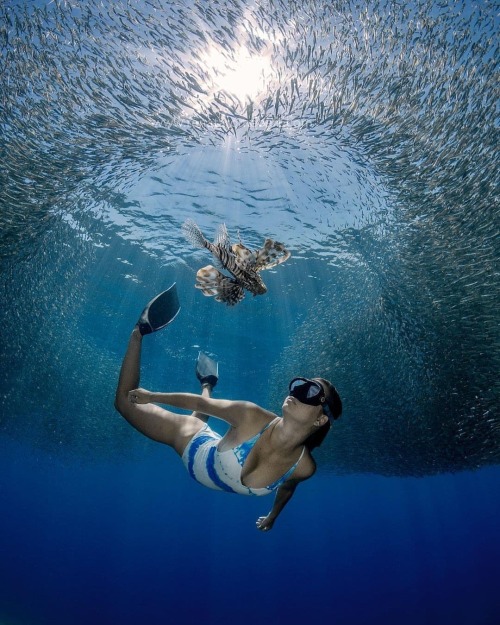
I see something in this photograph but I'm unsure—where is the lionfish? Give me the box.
[182,220,291,306]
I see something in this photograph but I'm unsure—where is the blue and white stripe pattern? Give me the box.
[181,422,305,497]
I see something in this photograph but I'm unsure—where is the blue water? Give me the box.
[1,0,499,624]
[1,437,500,625]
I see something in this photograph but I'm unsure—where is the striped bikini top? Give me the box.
[214,418,306,496]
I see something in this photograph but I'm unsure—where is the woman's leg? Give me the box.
[114,327,210,455]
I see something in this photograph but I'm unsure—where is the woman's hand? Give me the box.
[256,515,275,532]
[128,388,153,405]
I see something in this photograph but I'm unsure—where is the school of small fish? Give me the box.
[0,0,497,475]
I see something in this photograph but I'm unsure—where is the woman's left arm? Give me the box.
[256,480,299,532]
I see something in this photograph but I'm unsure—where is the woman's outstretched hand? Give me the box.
[256,515,275,532]
[128,388,153,404]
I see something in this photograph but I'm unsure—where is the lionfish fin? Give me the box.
[182,219,208,249]
[195,265,245,306]
[231,242,257,269]
[214,223,232,249]
[253,239,291,271]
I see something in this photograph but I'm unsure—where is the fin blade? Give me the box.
[196,352,219,387]
[137,283,180,335]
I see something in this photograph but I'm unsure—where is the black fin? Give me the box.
[137,283,180,335]
[196,352,219,388]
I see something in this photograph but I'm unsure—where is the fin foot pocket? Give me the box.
[196,352,219,388]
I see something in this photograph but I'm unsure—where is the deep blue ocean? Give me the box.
[2,437,500,625]
[1,1,499,624]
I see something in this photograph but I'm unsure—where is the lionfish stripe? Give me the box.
[216,247,248,280]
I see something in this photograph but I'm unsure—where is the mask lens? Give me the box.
[289,378,323,405]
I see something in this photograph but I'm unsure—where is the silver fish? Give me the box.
[182,220,291,306]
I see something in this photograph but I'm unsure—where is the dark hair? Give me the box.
[304,378,342,451]
[315,378,342,420]
[304,420,331,451]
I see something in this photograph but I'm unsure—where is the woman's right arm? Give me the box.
[128,387,274,427]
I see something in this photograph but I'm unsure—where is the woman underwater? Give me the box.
[114,285,342,531]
